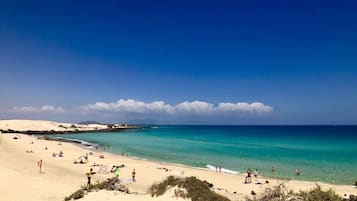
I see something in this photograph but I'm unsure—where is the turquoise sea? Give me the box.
[54,126,357,184]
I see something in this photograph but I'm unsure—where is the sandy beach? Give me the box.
[0,120,356,201]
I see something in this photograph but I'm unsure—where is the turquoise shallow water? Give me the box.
[54,126,357,184]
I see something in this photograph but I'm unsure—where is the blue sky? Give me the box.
[0,0,357,124]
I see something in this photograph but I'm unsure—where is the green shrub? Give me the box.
[64,188,85,201]
[150,176,181,197]
[245,183,294,201]
[350,195,357,201]
[246,184,342,201]
[150,176,230,201]
[296,185,342,201]
[64,177,124,200]
[90,177,118,190]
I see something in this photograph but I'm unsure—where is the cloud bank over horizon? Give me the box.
[9,99,273,123]
[82,99,273,114]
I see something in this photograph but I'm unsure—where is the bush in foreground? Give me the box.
[64,187,85,201]
[64,178,128,201]
[246,184,343,201]
[296,185,342,201]
[150,176,230,201]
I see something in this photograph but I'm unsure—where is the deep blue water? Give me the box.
[54,125,357,184]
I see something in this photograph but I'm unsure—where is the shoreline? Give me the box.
[0,126,141,135]
[1,120,356,200]
[42,133,352,186]
[1,133,356,201]
[41,133,355,187]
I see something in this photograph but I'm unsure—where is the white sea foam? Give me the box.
[51,136,98,148]
[206,164,239,174]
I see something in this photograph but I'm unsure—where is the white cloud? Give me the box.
[84,99,174,113]
[81,99,273,115]
[12,105,65,113]
[217,102,273,113]
[11,99,273,118]
[175,101,213,114]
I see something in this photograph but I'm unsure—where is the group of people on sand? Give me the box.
[215,165,222,173]
[52,150,64,157]
[86,167,137,188]
[244,168,259,184]
[244,167,301,184]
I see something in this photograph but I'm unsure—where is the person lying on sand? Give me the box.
[157,167,170,172]
[74,156,88,164]
[110,165,125,172]
[92,163,102,167]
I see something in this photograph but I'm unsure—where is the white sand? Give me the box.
[0,120,356,201]
[0,119,126,132]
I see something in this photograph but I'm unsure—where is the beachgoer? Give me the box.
[110,165,118,173]
[37,160,43,173]
[343,194,349,200]
[215,166,218,172]
[86,168,96,188]
[244,176,248,184]
[247,169,252,183]
[296,168,300,176]
[254,169,258,178]
[132,169,136,182]
[59,150,64,157]
[44,146,48,150]
[114,167,120,181]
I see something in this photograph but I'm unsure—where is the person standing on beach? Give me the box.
[296,168,300,176]
[132,169,136,182]
[247,169,252,183]
[114,167,120,181]
[37,160,43,173]
[254,169,258,179]
[86,168,96,188]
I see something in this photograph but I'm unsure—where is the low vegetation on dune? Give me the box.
[64,177,128,201]
[64,176,356,201]
[245,184,348,201]
[150,176,230,201]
